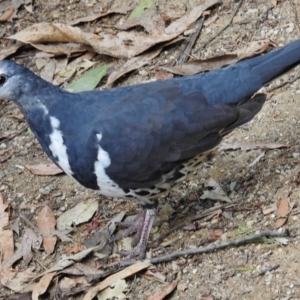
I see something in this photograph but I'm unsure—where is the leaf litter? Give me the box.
[1,0,299,298]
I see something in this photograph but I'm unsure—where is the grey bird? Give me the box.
[1,39,300,258]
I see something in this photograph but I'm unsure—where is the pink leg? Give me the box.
[112,208,156,259]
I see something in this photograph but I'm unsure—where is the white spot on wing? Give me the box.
[94,133,126,197]
[49,116,73,176]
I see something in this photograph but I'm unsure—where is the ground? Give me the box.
[1,0,300,299]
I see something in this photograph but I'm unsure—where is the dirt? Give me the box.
[1,0,300,299]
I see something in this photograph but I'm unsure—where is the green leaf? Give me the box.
[128,0,157,19]
[64,64,110,93]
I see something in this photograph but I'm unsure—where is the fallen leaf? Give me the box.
[40,59,56,82]
[147,280,178,300]
[68,6,133,26]
[83,262,151,300]
[105,49,161,87]
[97,278,127,299]
[156,203,175,222]
[275,197,290,228]
[57,198,99,230]
[0,43,24,60]
[9,0,219,58]
[21,227,42,267]
[37,205,57,254]
[0,0,31,20]
[33,42,92,57]
[0,6,14,21]
[25,163,63,176]
[65,244,84,255]
[0,263,35,292]
[156,70,174,80]
[41,246,101,275]
[32,272,57,300]
[84,211,125,248]
[58,276,90,295]
[236,39,275,60]
[0,193,14,261]
[116,0,164,35]
[128,0,157,19]
[161,54,238,76]
[1,292,32,300]
[64,64,111,92]
[144,269,166,282]
[200,179,231,202]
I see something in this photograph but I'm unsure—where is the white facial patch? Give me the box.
[49,116,73,176]
[94,133,126,197]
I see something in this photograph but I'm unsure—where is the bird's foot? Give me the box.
[111,208,156,259]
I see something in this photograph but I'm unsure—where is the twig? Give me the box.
[195,0,244,52]
[150,199,242,248]
[174,17,204,65]
[251,264,280,278]
[120,229,291,267]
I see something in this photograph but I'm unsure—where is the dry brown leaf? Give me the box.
[83,262,151,300]
[236,39,276,60]
[156,70,174,80]
[65,244,84,255]
[33,42,93,57]
[40,59,56,83]
[0,6,14,21]
[57,198,99,230]
[275,197,290,229]
[0,193,14,261]
[105,49,161,87]
[116,9,165,34]
[21,228,42,267]
[0,43,24,60]
[147,280,178,300]
[144,269,166,282]
[32,272,57,300]
[0,263,35,292]
[220,141,288,151]
[58,276,90,294]
[0,0,31,20]
[9,0,219,58]
[37,205,57,254]
[162,54,238,76]
[25,163,63,176]
[68,6,133,26]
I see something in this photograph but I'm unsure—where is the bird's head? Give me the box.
[0,60,42,105]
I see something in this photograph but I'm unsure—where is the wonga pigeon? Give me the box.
[1,39,300,258]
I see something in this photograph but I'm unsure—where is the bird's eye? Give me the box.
[0,74,8,86]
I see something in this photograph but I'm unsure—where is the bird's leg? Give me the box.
[111,208,157,259]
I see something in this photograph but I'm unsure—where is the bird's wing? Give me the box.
[96,85,265,188]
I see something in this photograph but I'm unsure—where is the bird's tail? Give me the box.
[248,39,300,85]
[222,93,266,135]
